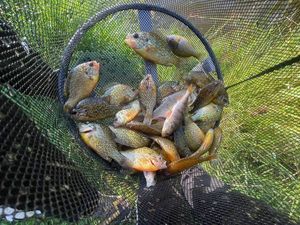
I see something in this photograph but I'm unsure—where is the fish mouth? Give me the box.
[78,123,94,133]
[124,37,137,49]
[70,108,87,118]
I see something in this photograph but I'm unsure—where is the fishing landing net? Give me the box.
[0,0,299,224]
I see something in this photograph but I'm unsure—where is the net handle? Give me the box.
[58,3,224,104]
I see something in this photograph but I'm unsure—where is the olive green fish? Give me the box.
[184,116,205,151]
[102,84,137,105]
[184,70,215,88]
[174,123,193,157]
[158,81,184,102]
[139,74,157,125]
[212,85,229,107]
[191,103,222,123]
[109,126,150,148]
[191,80,223,112]
[167,34,200,59]
[64,61,100,112]
[125,121,161,136]
[125,31,181,66]
[71,97,121,121]
[78,123,130,167]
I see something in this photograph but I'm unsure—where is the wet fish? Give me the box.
[196,121,216,133]
[102,84,137,105]
[78,123,130,167]
[212,85,229,107]
[191,80,223,112]
[125,31,180,66]
[114,100,141,127]
[174,124,193,157]
[125,121,161,136]
[71,97,121,121]
[166,154,215,175]
[158,81,184,101]
[209,127,223,166]
[184,116,205,151]
[109,126,150,148]
[167,34,200,59]
[162,85,194,137]
[64,61,100,112]
[151,136,180,162]
[183,70,214,88]
[120,147,167,172]
[191,103,222,123]
[138,74,157,125]
[190,128,215,158]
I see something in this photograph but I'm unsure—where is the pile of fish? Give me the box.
[62,32,228,187]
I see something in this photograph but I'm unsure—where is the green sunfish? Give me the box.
[71,97,121,121]
[109,126,150,148]
[184,116,205,151]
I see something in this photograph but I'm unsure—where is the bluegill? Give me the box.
[64,61,100,112]
[102,84,137,105]
[109,126,150,148]
[138,74,157,125]
[125,32,180,66]
[167,35,200,59]
[120,147,167,172]
[71,97,121,121]
[191,103,222,123]
[162,85,195,137]
[78,123,130,167]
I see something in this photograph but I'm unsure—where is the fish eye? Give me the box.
[133,33,139,38]
[89,62,94,67]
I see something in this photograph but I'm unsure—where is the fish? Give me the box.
[78,123,130,167]
[63,61,100,112]
[120,147,167,172]
[174,123,193,157]
[138,74,157,125]
[151,136,180,162]
[191,103,223,123]
[70,97,121,121]
[114,100,141,126]
[125,31,180,66]
[102,84,137,105]
[166,154,216,175]
[153,90,186,119]
[190,128,215,158]
[158,81,184,101]
[183,70,215,88]
[109,126,150,148]
[125,121,161,136]
[191,80,223,112]
[162,85,194,137]
[184,116,205,151]
[166,34,200,59]
[209,127,223,166]
[212,85,229,107]
[196,121,216,133]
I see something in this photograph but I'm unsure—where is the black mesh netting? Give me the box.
[0,0,300,224]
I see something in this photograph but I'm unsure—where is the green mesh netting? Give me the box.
[0,0,299,224]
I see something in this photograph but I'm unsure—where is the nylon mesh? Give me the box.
[0,0,299,224]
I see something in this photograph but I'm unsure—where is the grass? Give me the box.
[1,0,300,223]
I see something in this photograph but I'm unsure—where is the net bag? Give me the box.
[0,1,299,224]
